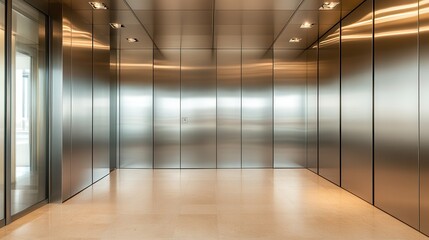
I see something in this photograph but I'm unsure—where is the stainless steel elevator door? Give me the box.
[242,49,273,168]
[180,49,217,168]
[318,25,341,185]
[217,49,242,168]
[274,50,306,168]
[154,50,181,168]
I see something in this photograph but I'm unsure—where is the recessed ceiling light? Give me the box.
[126,38,139,43]
[110,23,125,29]
[88,2,108,10]
[319,2,339,10]
[289,37,302,43]
[300,22,315,29]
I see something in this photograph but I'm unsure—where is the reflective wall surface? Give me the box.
[341,0,373,203]
[274,50,306,168]
[154,50,181,168]
[0,0,4,222]
[242,50,273,168]
[217,49,242,168]
[306,45,318,173]
[180,49,217,168]
[119,49,153,168]
[69,4,93,196]
[54,0,112,202]
[92,11,111,182]
[420,0,429,235]
[318,24,341,185]
[374,0,419,229]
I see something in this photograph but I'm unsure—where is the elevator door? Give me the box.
[180,50,217,168]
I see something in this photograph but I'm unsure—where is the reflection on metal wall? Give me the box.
[421,0,429,235]
[374,0,419,228]
[341,0,373,203]
[154,50,181,168]
[306,46,318,173]
[242,49,273,168]
[318,24,340,185]
[110,48,118,171]
[120,49,153,168]
[93,23,110,182]
[70,12,93,195]
[274,50,306,168]
[217,49,241,168]
[0,1,5,220]
[181,49,217,168]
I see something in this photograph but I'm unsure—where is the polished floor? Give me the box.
[0,169,427,240]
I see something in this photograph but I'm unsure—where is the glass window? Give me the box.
[11,0,47,215]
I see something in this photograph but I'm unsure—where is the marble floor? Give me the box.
[0,169,427,240]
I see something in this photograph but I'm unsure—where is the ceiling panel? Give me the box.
[216,0,303,10]
[109,0,367,49]
[126,0,213,10]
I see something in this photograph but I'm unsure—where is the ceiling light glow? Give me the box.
[289,37,302,43]
[89,2,108,10]
[319,2,340,10]
[126,38,139,43]
[110,23,125,29]
[300,22,315,29]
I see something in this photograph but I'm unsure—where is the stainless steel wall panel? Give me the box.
[318,24,340,185]
[180,49,216,168]
[242,49,273,168]
[274,50,306,168]
[49,0,65,202]
[340,0,373,203]
[374,0,419,228]
[70,13,93,195]
[217,49,242,168]
[119,49,154,168]
[60,3,72,200]
[420,0,429,235]
[92,24,110,182]
[306,46,318,173]
[110,48,118,171]
[154,49,181,168]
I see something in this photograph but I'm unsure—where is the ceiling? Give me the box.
[106,0,366,50]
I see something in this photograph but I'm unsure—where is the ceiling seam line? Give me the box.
[123,0,160,50]
[267,0,306,50]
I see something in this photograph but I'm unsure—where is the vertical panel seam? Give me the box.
[371,0,375,205]
[418,0,421,230]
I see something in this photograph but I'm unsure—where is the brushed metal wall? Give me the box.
[70,12,93,195]
[110,48,118,171]
[274,50,306,168]
[242,49,273,168]
[341,0,373,203]
[374,0,419,228]
[180,49,217,168]
[420,0,429,235]
[154,49,181,168]
[119,49,154,168]
[92,23,110,182]
[318,24,341,185]
[217,49,242,168]
[306,46,318,173]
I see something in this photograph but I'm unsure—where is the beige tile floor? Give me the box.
[0,169,428,240]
